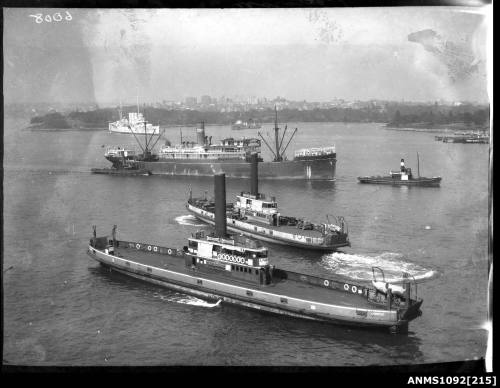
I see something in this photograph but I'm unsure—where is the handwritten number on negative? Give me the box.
[29,11,72,23]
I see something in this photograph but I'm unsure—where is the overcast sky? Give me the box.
[3,7,491,104]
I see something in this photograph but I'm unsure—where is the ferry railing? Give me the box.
[116,240,185,257]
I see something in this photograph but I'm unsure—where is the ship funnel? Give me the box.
[250,152,259,196]
[214,173,228,238]
[196,122,206,145]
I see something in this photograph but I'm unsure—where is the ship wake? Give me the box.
[175,215,208,227]
[321,252,438,283]
[154,292,222,308]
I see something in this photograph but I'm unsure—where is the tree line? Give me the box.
[29,103,490,129]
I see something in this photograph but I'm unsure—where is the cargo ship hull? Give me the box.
[138,156,336,180]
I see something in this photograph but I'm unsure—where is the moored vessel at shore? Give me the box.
[435,130,489,144]
[231,118,262,130]
[87,173,423,333]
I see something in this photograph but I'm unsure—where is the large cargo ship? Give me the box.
[87,174,423,334]
[95,108,337,180]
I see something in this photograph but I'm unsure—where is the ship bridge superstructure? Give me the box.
[187,231,269,267]
[158,123,262,161]
[235,192,278,216]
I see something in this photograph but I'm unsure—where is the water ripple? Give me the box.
[321,251,439,283]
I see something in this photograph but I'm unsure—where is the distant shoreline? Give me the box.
[385,123,489,133]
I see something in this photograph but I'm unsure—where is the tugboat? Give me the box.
[187,153,349,251]
[358,154,442,187]
[87,174,423,333]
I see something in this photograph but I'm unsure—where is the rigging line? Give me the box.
[277,125,288,158]
[146,120,158,150]
[143,121,150,152]
[142,105,149,152]
[129,125,146,153]
[258,131,277,160]
[280,128,298,157]
[149,129,166,150]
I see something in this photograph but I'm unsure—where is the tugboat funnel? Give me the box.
[214,173,228,238]
[250,152,259,196]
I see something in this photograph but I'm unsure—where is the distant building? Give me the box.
[185,97,197,107]
[200,95,212,105]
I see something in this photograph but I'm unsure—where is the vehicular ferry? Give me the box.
[187,154,349,251]
[87,174,423,333]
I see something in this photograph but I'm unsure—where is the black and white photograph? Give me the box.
[2,3,492,372]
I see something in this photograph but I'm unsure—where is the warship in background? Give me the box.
[108,101,159,135]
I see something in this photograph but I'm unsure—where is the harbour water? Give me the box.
[3,118,489,366]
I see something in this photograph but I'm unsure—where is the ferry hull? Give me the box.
[139,156,336,180]
[87,244,412,333]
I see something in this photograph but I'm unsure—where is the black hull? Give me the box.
[91,168,152,176]
[101,155,336,180]
[358,176,441,187]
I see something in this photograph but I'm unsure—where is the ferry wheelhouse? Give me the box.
[187,231,274,284]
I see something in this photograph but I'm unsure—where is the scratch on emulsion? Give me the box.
[408,29,479,83]
[307,10,343,44]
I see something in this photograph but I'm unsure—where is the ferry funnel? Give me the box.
[214,173,228,238]
[197,122,206,145]
[250,152,259,196]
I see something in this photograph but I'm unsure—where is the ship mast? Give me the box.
[274,107,281,162]
[258,105,298,162]
[143,104,149,155]
[417,152,420,177]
